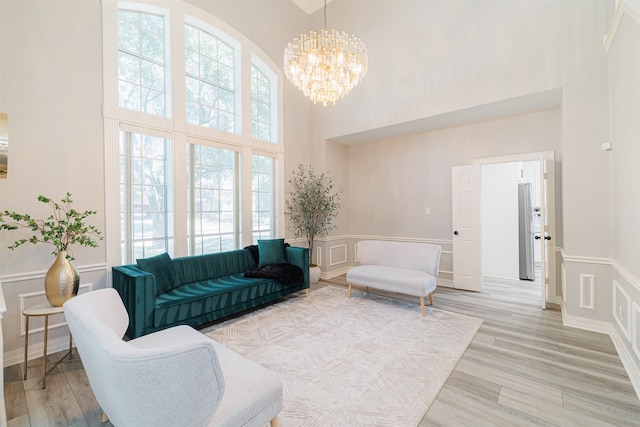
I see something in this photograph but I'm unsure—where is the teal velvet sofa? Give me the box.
[112,244,309,339]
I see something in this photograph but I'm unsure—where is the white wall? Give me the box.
[317,0,569,139]
[607,4,640,394]
[1,0,636,392]
[345,109,562,283]
[481,162,520,280]
[313,0,614,315]
[0,0,108,365]
[0,0,315,364]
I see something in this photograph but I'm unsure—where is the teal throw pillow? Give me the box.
[137,252,180,296]
[258,238,287,267]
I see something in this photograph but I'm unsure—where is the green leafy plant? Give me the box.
[285,165,341,266]
[0,193,103,259]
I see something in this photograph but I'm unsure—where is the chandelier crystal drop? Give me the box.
[284,2,368,106]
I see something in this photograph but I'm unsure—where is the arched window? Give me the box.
[103,0,283,265]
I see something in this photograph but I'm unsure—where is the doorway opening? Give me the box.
[481,160,542,304]
[452,151,555,309]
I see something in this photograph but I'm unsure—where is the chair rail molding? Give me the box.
[0,263,107,284]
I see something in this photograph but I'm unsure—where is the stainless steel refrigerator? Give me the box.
[518,183,535,281]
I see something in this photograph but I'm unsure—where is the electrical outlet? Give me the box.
[425,207,431,215]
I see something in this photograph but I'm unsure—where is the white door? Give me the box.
[536,157,556,309]
[452,165,482,292]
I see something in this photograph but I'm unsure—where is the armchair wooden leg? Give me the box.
[429,292,434,305]
[306,289,309,298]
[347,283,352,298]
[270,416,279,427]
[420,296,426,317]
[101,412,109,423]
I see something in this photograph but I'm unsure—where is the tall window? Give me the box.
[120,131,174,263]
[185,24,236,132]
[188,144,238,254]
[252,155,274,242]
[251,64,271,141]
[118,9,169,117]
[107,2,283,265]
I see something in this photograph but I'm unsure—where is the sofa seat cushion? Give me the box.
[154,273,284,328]
[347,265,437,298]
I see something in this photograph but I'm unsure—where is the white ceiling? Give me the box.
[329,88,563,145]
[290,0,331,15]
[286,1,564,146]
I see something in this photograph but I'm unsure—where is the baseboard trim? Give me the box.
[560,303,612,334]
[437,278,454,288]
[610,326,640,399]
[561,302,640,400]
[322,266,351,280]
[4,335,72,368]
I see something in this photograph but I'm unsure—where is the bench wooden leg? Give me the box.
[429,292,434,305]
[270,416,279,427]
[420,296,426,317]
[347,283,352,298]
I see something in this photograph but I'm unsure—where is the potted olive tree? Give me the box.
[285,165,341,283]
[0,193,103,306]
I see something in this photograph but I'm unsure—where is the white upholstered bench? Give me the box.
[346,240,442,316]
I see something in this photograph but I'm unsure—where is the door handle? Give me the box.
[454,231,459,236]
[544,235,551,241]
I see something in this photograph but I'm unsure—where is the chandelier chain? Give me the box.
[323,0,327,30]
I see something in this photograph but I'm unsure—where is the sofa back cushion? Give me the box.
[356,240,442,276]
[137,252,180,296]
[257,238,287,267]
[172,249,256,284]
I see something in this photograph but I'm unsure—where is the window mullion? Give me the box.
[124,132,134,263]
[188,144,195,254]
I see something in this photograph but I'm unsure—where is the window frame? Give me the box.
[103,0,284,270]
[119,125,175,264]
[251,153,276,242]
[184,16,243,134]
[251,54,278,143]
[187,138,241,255]
[117,2,172,119]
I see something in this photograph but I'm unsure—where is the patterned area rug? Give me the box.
[203,286,482,427]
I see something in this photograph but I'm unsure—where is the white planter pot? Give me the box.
[309,265,321,284]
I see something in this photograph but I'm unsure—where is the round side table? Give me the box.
[23,302,73,389]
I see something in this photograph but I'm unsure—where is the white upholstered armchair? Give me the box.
[63,288,282,427]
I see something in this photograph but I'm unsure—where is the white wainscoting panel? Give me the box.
[613,279,631,341]
[562,262,567,303]
[19,283,94,337]
[329,244,347,267]
[579,274,596,310]
[632,302,640,362]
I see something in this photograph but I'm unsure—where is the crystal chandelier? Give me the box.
[284,0,368,106]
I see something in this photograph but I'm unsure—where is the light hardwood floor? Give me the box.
[5,276,640,426]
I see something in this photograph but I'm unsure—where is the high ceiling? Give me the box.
[329,89,563,145]
[290,0,332,15]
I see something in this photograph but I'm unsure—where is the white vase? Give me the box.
[309,265,321,284]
